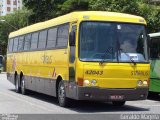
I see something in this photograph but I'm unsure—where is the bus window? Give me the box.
[47,27,57,48]
[31,32,39,50]
[57,24,69,48]
[18,36,24,51]
[24,34,31,51]
[150,38,160,59]
[38,30,47,49]
[13,37,19,52]
[79,22,116,61]
[8,39,14,52]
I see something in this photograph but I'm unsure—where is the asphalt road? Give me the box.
[0,73,160,119]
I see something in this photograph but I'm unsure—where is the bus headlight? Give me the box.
[91,80,97,86]
[83,80,90,86]
[137,80,143,86]
[143,81,148,86]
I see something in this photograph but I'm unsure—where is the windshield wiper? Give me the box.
[119,49,136,65]
[100,47,114,64]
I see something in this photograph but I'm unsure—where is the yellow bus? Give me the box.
[7,11,150,107]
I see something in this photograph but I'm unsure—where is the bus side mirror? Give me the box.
[69,31,75,46]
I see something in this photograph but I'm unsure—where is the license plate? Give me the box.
[110,95,124,100]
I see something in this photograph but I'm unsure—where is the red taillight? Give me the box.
[77,77,83,86]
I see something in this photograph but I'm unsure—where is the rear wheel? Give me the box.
[112,101,126,106]
[58,80,70,107]
[15,75,20,93]
[21,76,27,95]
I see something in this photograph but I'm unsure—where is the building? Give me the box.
[0,0,22,16]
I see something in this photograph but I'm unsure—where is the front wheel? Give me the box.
[15,75,20,93]
[112,101,126,106]
[21,76,27,95]
[58,81,70,107]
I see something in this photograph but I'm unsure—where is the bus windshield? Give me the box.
[79,22,148,63]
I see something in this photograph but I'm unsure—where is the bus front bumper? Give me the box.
[77,87,148,101]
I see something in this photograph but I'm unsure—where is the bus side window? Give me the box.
[18,36,24,51]
[13,37,19,52]
[47,27,57,48]
[38,30,47,49]
[57,24,69,48]
[24,34,31,51]
[150,38,160,59]
[8,39,14,52]
[31,32,39,50]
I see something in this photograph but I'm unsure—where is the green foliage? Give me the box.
[89,0,140,14]
[58,0,89,15]
[23,0,65,23]
[137,1,160,33]
[23,0,89,21]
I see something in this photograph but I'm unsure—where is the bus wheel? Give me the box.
[148,91,159,97]
[21,76,26,95]
[58,80,69,107]
[112,101,126,106]
[15,75,20,93]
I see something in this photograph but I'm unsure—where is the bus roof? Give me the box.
[9,11,146,38]
[149,32,160,38]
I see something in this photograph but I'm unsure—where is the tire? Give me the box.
[58,80,70,107]
[148,91,159,97]
[112,101,126,106]
[21,76,27,95]
[15,75,20,93]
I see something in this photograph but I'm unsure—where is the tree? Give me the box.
[57,0,89,15]
[89,0,140,14]
[137,1,160,32]
[23,0,66,23]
